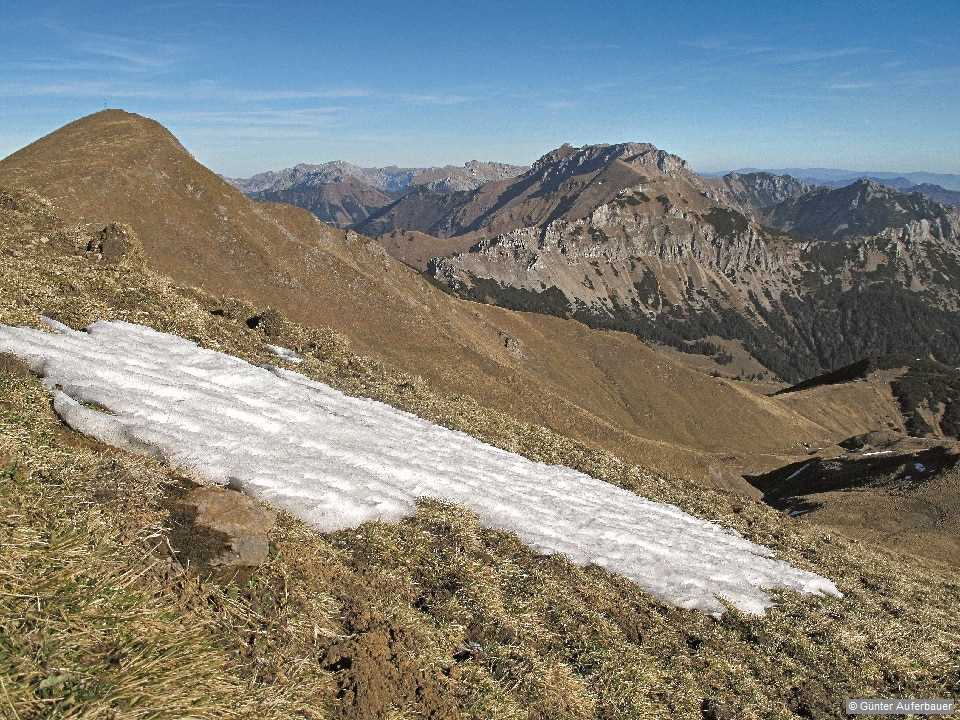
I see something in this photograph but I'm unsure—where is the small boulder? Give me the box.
[497,330,525,358]
[85,223,133,262]
[171,485,276,569]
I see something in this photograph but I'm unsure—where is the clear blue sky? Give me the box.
[1,1,958,177]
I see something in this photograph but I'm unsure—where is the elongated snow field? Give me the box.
[0,319,841,614]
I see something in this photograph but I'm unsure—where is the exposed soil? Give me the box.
[321,593,460,720]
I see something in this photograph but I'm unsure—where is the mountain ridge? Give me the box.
[724,167,960,192]
[417,143,960,382]
[227,158,528,227]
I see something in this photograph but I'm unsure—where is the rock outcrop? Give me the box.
[84,223,136,263]
[428,187,782,321]
[171,485,276,569]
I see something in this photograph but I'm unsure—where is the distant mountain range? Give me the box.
[232,161,959,233]
[723,167,960,193]
[226,160,527,226]
[227,144,960,387]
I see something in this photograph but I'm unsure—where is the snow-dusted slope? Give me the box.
[0,320,841,614]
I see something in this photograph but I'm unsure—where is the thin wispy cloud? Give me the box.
[2,59,142,74]
[768,46,873,65]
[236,88,372,101]
[681,39,774,56]
[394,93,474,105]
[44,24,184,71]
[584,80,622,93]
[225,88,476,105]
[166,107,346,127]
[128,1,256,13]
[0,79,480,108]
[181,126,339,141]
[683,39,875,66]
[825,81,875,91]
[544,100,577,110]
[77,40,178,70]
[0,80,167,98]
[891,65,960,88]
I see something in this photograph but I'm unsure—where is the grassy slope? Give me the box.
[0,193,958,718]
[0,110,888,491]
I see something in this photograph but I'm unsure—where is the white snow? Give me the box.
[784,462,812,482]
[0,320,841,615]
[264,344,303,364]
[862,450,894,457]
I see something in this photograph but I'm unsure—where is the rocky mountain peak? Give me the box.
[849,177,890,195]
[530,142,687,181]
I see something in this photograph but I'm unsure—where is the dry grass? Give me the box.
[0,461,245,719]
[1,187,959,718]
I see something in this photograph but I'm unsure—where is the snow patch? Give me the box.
[785,462,812,482]
[264,343,303,364]
[0,320,841,615]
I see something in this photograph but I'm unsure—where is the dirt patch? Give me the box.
[0,352,33,379]
[321,591,459,720]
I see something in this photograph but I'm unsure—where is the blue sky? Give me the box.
[1,1,958,176]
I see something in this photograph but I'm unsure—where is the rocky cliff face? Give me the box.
[427,182,790,329]
[420,147,960,382]
[710,172,816,217]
